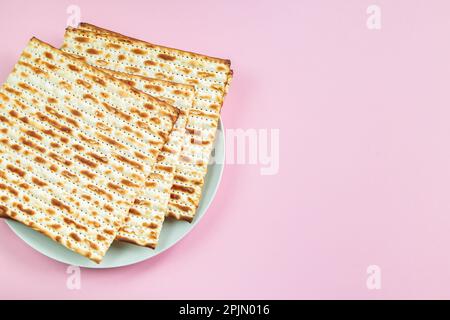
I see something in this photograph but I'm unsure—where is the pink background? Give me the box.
[1,0,450,299]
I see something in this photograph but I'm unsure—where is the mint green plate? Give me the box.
[5,120,225,268]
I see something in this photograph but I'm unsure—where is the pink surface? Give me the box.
[1,0,450,299]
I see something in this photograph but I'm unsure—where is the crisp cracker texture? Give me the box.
[104,71,195,247]
[62,23,232,222]
[0,38,178,262]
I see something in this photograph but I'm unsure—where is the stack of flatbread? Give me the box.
[0,23,232,263]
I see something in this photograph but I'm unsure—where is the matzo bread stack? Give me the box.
[62,23,233,222]
[0,38,178,262]
[0,23,232,263]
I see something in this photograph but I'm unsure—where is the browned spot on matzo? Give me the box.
[49,153,72,166]
[74,37,90,43]
[6,165,26,177]
[25,130,43,140]
[157,53,176,61]
[49,223,61,230]
[107,182,126,194]
[96,133,125,149]
[64,217,88,232]
[32,177,47,187]
[172,184,195,194]
[76,79,92,89]
[114,154,143,171]
[144,60,157,66]
[80,170,96,179]
[0,116,11,125]
[83,94,98,104]
[132,48,147,55]
[106,43,121,49]
[86,48,101,55]
[86,152,108,164]
[69,232,81,241]
[61,170,79,181]
[70,108,82,117]
[74,155,98,168]
[20,138,46,153]
[129,208,142,216]
[67,64,81,72]
[51,198,71,213]
[87,184,113,201]
[16,203,35,215]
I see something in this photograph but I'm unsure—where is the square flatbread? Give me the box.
[0,38,178,262]
[104,71,195,247]
[62,23,233,222]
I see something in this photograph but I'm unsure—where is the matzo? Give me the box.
[0,38,178,262]
[104,71,195,247]
[62,23,233,222]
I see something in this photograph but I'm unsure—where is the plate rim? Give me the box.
[5,119,225,269]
